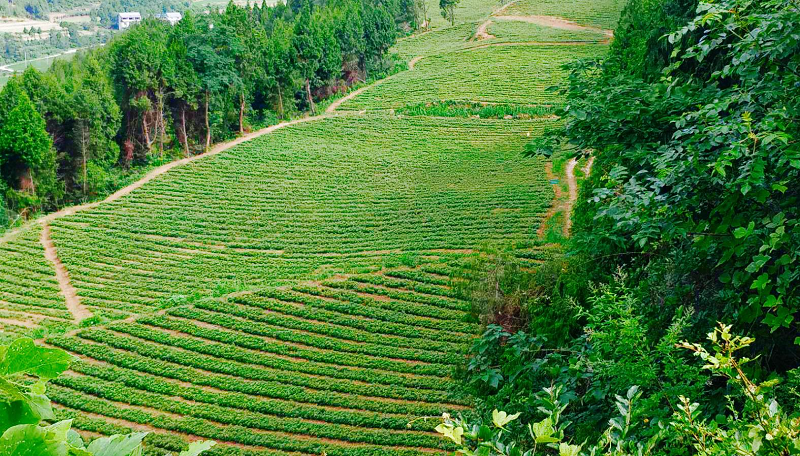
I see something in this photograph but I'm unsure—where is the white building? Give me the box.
[155,12,182,26]
[117,12,142,30]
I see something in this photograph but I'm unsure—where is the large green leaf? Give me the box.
[178,441,215,456]
[85,432,148,456]
[0,399,43,435]
[0,422,71,456]
[0,339,72,380]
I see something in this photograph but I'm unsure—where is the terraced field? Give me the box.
[503,0,627,30]
[46,115,552,319]
[47,264,476,455]
[0,0,627,454]
[0,225,72,341]
[338,45,607,111]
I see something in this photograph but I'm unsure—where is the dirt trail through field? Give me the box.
[408,55,424,70]
[0,317,38,329]
[474,20,495,40]
[40,224,92,323]
[537,162,563,238]
[563,158,578,236]
[494,15,614,37]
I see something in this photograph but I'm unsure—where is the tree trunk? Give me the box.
[80,122,87,196]
[205,91,211,152]
[305,78,315,115]
[277,82,284,119]
[239,93,245,135]
[142,113,152,152]
[181,105,189,158]
[157,89,165,158]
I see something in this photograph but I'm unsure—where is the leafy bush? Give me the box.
[531,0,800,357]
[440,324,800,455]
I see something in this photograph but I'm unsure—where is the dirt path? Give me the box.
[474,19,495,40]
[408,55,424,70]
[0,317,38,329]
[563,158,578,236]
[537,162,564,238]
[494,15,614,37]
[40,224,92,323]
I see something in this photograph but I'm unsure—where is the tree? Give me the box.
[439,0,459,25]
[165,11,202,157]
[223,1,265,134]
[108,20,169,156]
[186,15,242,151]
[292,1,323,114]
[413,0,429,30]
[0,88,51,194]
[535,0,800,353]
[362,3,395,77]
[330,0,365,83]
[264,18,296,118]
[70,54,121,196]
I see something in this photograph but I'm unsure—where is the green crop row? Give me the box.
[48,386,454,456]
[503,0,626,29]
[100,323,451,390]
[51,375,445,448]
[164,305,461,365]
[42,115,549,313]
[270,287,476,336]
[348,274,458,299]
[383,269,451,286]
[340,47,606,110]
[311,281,467,321]
[72,330,468,404]
[67,360,441,431]
[138,314,453,376]
[322,278,469,311]
[207,296,468,353]
[48,336,463,415]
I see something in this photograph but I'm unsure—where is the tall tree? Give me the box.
[292,1,323,113]
[438,0,459,25]
[165,13,202,157]
[264,18,296,118]
[362,3,395,77]
[0,88,52,195]
[186,15,242,151]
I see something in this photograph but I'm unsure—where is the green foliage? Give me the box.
[438,0,460,26]
[0,88,51,177]
[444,324,800,455]
[398,101,555,119]
[535,0,800,355]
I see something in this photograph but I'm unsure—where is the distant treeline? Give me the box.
[0,0,414,226]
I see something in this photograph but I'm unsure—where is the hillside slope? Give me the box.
[0,0,625,454]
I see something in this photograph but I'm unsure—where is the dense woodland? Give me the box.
[447,0,800,454]
[0,0,411,227]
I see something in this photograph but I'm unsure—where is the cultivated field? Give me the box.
[0,0,625,454]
